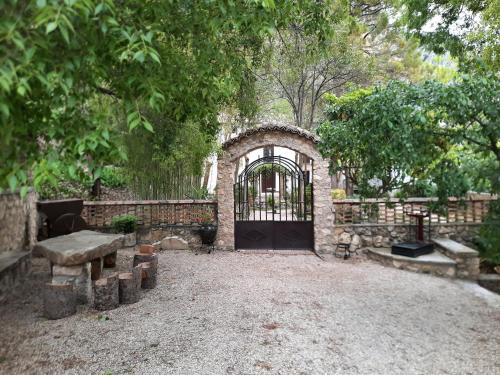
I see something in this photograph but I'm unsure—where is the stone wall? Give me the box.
[216,125,334,252]
[136,225,202,249]
[0,190,38,254]
[333,223,481,252]
[0,190,38,302]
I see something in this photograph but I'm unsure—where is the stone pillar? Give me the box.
[52,263,92,304]
[215,155,236,250]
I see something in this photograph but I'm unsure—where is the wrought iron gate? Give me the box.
[234,156,313,250]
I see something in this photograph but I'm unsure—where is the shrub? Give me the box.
[475,200,500,266]
[331,189,347,200]
[111,214,138,234]
[100,166,128,189]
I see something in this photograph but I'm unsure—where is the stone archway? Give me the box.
[216,124,334,253]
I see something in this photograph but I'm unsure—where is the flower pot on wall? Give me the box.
[123,232,136,247]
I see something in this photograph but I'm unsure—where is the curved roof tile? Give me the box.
[222,123,319,149]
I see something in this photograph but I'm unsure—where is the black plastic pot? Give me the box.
[199,224,217,245]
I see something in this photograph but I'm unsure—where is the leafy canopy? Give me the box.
[317,73,499,201]
[1,0,337,194]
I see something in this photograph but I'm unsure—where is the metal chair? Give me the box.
[335,242,358,259]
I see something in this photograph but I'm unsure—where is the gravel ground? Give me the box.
[0,250,499,375]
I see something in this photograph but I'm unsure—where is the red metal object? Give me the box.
[407,212,427,241]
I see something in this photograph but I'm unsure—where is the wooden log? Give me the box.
[90,258,103,280]
[132,264,142,291]
[139,244,154,255]
[43,283,77,320]
[93,273,119,311]
[103,251,117,268]
[118,273,139,304]
[139,262,157,289]
[133,253,158,289]
[133,253,158,273]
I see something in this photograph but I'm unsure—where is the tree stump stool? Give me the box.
[132,264,142,291]
[133,253,158,289]
[139,244,154,255]
[93,273,119,310]
[138,262,157,289]
[43,283,77,320]
[118,272,140,304]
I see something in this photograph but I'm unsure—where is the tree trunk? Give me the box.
[133,253,158,289]
[118,272,140,304]
[133,253,158,270]
[132,264,142,291]
[43,283,77,320]
[202,160,212,190]
[91,177,101,199]
[93,273,119,310]
[139,244,154,255]
[138,262,157,289]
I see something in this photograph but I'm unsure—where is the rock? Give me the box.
[152,241,161,252]
[123,232,136,247]
[34,230,125,266]
[361,235,373,247]
[160,236,189,251]
[338,232,351,244]
[373,235,384,248]
[351,234,361,249]
[438,226,451,235]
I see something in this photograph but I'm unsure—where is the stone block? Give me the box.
[161,236,190,250]
[123,232,136,247]
[339,232,351,244]
[53,265,84,277]
[35,230,125,266]
[373,235,384,248]
[351,234,361,249]
[52,262,91,304]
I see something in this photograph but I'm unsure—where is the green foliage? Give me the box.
[111,215,137,234]
[331,189,347,200]
[267,195,275,210]
[476,200,500,265]
[186,187,209,200]
[1,0,321,192]
[100,166,128,189]
[318,73,499,203]
[400,0,499,71]
[37,161,93,200]
[124,120,212,199]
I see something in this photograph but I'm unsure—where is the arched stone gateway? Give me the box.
[216,124,334,253]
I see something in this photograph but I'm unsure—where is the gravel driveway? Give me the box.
[0,251,499,375]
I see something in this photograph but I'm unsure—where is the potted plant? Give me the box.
[196,212,217,245]
[111,214,138,247]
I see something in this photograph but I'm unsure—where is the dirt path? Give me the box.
[0,251,498,375]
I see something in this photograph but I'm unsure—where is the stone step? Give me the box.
[433,238,480,279]
[367,247,456,278]
[433,238,478,258]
